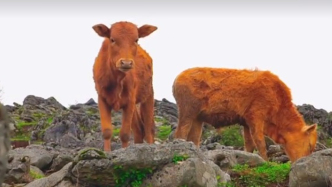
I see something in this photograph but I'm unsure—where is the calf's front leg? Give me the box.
[120,102,135,148]
[243,125,256,153]
[248,122,268,161]
[98,95,113,152]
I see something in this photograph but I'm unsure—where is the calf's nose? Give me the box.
[120,60,133,68]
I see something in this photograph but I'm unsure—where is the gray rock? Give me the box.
[84,98,97,106]
[297,104,332,137]
[142,158,230,187]
[5,145,75,184]
[271,155,289,163]
[70,140,221,187]
[204,149,266,172]
[23,95,66,111]
[2,183,25,187]
[4,95,332,187]
[8,144,55,170]
[50,154,74,173]
[154,98,178,123]
[54,180,76,187]
[43,110,101,149]
[24,162,72,187]
[289,148,332,187]
[4,158,29,183]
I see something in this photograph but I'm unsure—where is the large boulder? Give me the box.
[24,162,73,187]
[289,148,332,187]
[70,140,231,187]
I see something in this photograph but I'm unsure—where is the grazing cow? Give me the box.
[172,67,317,162]
[92,21,157,152]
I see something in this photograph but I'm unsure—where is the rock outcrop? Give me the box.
[1,95,332,187]
[289,148,332,187]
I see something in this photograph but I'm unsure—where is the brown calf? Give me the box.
[172,67,317,162]
[92,21,157,152]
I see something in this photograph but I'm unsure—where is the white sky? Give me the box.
[1,1,332,111]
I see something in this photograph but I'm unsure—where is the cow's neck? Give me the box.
[109,67,126,84]
[105,66,127,110]
[99,58,126,85]
[264,105,305,144]
[279,105,305,132]
[271,110,304,143]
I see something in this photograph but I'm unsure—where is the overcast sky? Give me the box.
[1,0,332,111]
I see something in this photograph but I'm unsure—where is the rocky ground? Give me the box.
[1,95,332,187]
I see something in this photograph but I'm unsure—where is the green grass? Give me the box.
[11,134,30,141]
[10,110,55,143]
[32,112,47,119]
[29,169,44,179]
[202,125,216,140]
[86,107,99,116]
[155,116,172,141]
[227,162,291,187]
[32,140,44,144]
[219,124,244,147]
[113,165,153,187]
[46,117,53,124]
[157,125,172,141]
[172,153,189,164]
[325,137,332,148]
[154,116,167,123]
[37,117,54,140]
[113,127,120,137]
[16,121,38,129]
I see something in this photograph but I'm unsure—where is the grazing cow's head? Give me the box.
[92,21,157,72]
[278,123,317,162]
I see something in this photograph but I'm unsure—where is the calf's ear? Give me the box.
[138,24,158,38]
[92,24,110,38]
[304,124,317,135]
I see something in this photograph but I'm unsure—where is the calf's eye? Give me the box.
[135,39,138,43]
[110,38,115,43]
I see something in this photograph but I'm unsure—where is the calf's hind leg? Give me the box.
[173,86,201,142]
[174,106,196,141]
[186,119,203,146]
[174,117,192,141]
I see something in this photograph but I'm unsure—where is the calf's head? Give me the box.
[278,123,317,162]
[92,21,157,72]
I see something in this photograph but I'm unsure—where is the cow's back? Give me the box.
[173,67,289,119]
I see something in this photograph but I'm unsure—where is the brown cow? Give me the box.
[172,67,317,162]
[92,21,157,152]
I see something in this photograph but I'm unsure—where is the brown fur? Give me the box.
[172,67,317,162]
[92,21,157,152]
